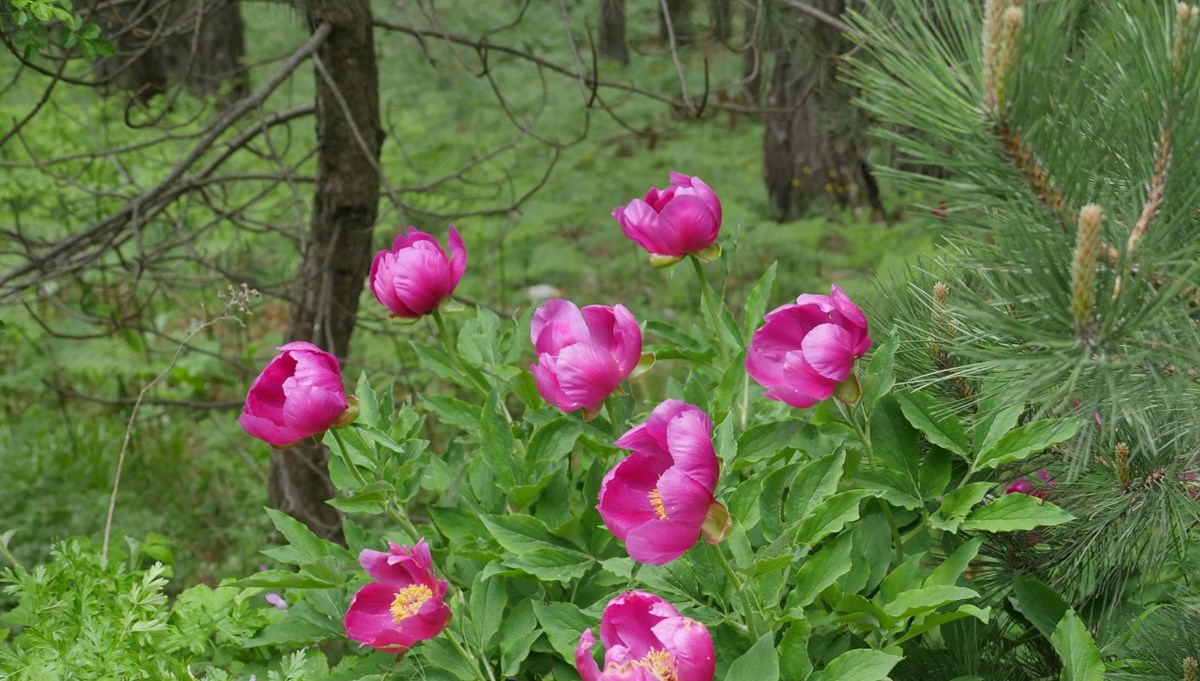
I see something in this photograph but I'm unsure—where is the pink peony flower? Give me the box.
[1006,469,1053,499]
[612,173,722,264]
[369,226,466,319]
[576,590,714,681]
[746,285,872,409]
[530,299,643,416]
[343,539,451,653]
[597,400,728,566]
[239,341,351,448]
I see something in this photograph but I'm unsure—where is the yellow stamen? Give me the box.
[390,584,433,623]
[634,649,678,681]
[648,488,669,520]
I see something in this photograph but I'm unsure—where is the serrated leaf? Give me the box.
[960,493,1074,532]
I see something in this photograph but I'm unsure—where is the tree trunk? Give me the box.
[598,0,628,64]
[89,0,248,105]
[762,0,881,222]
[659,0,694,46]
[272,0,382,544]
[91,0,170,102]
[166,0,249,102]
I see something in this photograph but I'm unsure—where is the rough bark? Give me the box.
[762,0,881,222]
[272,0,382,544]
[91,0,170,102]
[659,0,694,46]
[598,0,628,64]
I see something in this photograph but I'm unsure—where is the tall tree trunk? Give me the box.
[762,0,880,222]
[272,0,382,543]
[659,0,694,46]
[598,0,628,64]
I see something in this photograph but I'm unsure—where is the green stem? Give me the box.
[446,627,492,681]
[0,541,22,570]
[330,428,369,489]
[689,255,730,363]
[387,501,422,544]
[838,400,905,564]
[711,543,761,640]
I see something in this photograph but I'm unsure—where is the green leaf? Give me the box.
[809,649,902,681]
[895,390,969,457]
[893,605,990,645]
[533,601,593,661]
[974,419,1080,471]
[482,514,570,553]
[881,585,978,619]
[925,537,984,587]
[480,390,517,489]
[725,633,780,681]
[794,490,879,548]
[973,404,1024,457]
[779,619,813,681]
[422,394,480,431]
[503,546,592,584]
[860,333,898,413]
[1051,610,1104,681]
[742,262,778,340]
[960,493,1074,532]
[264,508,332,564]
[458,308,502,368]
[470,572,507,649]
[735,421,799,467]
[526,418,581,471]
[1011,573,1071,639]
[791,532,853,608]
[784,450,846,526]
[939,482,996,521]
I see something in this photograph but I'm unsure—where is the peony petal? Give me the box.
[624,519,703,566]
[370,250,418,317]
[800,323,857,382]
[531,300,590,355]
[670,173,722,226]
[446,225,467,290]
[344,582,408,650]
[663,407,718,491]
[388,241,454,317]
[238,411,302,448]
[555,343,623,412]
[658,194,719,255]
[600,591,677,653]
[596,454,671,539]
[654,467,714,526]
[531,354,576,412]
[392,226,440,251]
[773,351,836,408]
[830,285,868,330]
[576,630,603,681]
[613,422,670,463]
[613,199,686,257]
[652,616,715,681]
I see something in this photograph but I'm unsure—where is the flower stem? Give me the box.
[446,626,493,681]
[711,543,760,640]
[837,400,905,564]
[689,255,730,363]
[330,428,369,489]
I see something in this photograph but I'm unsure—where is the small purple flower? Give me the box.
[265,593,288,610]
